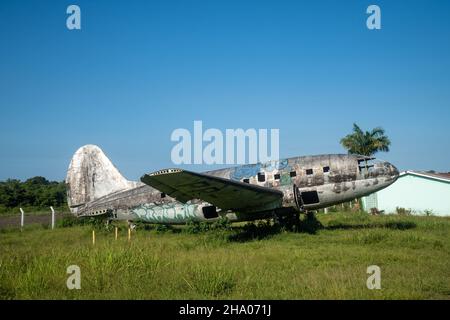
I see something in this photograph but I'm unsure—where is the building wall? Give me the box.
[362,174,450,216]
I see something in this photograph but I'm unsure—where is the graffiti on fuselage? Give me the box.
[231,164,261,180]
[131,202,202,223]
[231,159,291,179]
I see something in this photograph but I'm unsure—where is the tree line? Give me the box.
[0,177,67,214]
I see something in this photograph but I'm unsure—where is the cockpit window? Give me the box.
[357,157,381,175]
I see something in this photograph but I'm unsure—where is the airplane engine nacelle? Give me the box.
[293,186,321,211]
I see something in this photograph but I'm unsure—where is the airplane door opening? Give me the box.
[301,191,320,205]
[202,206,219,219]
[293,186,303,211]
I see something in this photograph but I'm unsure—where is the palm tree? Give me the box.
[340,124,391,208]
[340,123,391,156]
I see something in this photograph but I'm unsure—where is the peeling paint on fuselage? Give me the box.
[70,154,399,223]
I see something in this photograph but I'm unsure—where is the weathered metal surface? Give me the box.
[66,145,141,214]
[65,145,399,223]
[141,169,284,213]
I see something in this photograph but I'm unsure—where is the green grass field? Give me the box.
[0,212,449,299]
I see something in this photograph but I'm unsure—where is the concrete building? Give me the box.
[362,171,450,216]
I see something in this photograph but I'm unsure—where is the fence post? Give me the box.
[50,206,55,230]
[20,208,24,230]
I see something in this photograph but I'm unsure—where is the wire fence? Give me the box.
[0,208,71,230]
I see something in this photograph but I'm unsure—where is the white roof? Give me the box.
[399,170,450,183]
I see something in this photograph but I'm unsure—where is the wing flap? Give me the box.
[140,169,283,212]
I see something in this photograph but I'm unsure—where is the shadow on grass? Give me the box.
[325,221,417,231]
[228,214,324,242]
[227,216,417,242]
[228,221,281,242]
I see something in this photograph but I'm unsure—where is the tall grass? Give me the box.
[0,213,449,299]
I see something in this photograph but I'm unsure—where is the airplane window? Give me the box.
[257,173,265,182]
[290,171,296,177]
[243,178,249,183]
[306,169,313,175]
[274,173,280,180]
[323,166,330,173]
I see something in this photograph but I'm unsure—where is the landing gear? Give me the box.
[300,210,323,234]
[305,210,316,219]
[273,208,301,231]
[272,208,322,234]
[293,185,305,213]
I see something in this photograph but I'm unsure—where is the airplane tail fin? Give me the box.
[65,145,137,214]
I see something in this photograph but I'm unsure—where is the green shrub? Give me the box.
[396,207,412,215]
[155,224,172,233]
[57,215,106,229]
[210,216,231,231]
[57,215,78,228]
[185,219,210,234]
[183,216,231,234]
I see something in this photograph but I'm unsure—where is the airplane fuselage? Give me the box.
[69,152,399,224]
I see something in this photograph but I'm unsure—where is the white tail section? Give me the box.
[65,145,138,214]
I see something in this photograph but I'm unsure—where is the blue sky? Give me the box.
[1,0,449,181]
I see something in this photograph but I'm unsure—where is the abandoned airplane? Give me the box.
[65,145,399,224]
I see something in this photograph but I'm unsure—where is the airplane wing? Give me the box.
[140,169,283,212]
